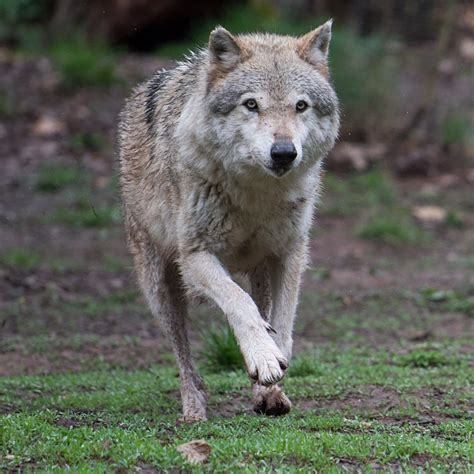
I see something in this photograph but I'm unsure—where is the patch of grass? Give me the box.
[200,324,244,373]
[0,342,472,471]
[50,191,121,228]
[322,169,396,217]
[49,36,117,88]
[35,164,82,193]
[103,256,129,273]
[288,354,323,377]
[70,132,105,153]
[65,289,141,318]
[0,248,40,269]
[395,349,453,368]
[421,287,474,318]
[0,92,15,118]
[444,210,464,228]
[441,113,471,147]
[357,212,422,245]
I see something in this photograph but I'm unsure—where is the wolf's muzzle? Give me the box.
[270,140,297,168]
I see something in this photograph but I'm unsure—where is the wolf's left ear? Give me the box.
[298,20,332,66]
[208,26,242,71]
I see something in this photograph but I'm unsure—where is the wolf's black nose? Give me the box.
[271,141,297,166]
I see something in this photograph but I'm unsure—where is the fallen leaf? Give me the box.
[177,439,211,464]
[412,205,447,223]
[32,115,65,137]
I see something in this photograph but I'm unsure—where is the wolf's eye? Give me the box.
[296,100,308,112]
[244,99,258,111]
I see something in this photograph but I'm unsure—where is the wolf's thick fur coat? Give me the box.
[118,22,340,420]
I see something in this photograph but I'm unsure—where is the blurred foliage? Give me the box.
[0,248,40,269]
[0,0,53,45]
[441,113,471,147]
[49,36,118,88]
[35,165,82,193]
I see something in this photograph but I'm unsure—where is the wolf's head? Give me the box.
[202,21,340,179]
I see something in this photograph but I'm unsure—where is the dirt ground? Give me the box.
[0,50,473,378]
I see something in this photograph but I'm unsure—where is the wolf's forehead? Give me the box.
[236,56,329,97]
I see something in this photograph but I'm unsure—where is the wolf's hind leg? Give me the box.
[250,262,292,416]
[132,238,207,422]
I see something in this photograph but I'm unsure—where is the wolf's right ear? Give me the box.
[208,27,242,71]
[297,20,332,67]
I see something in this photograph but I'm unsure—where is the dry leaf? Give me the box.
[32,115,65,137]
[177,439,211,464]
[412,205,446,223]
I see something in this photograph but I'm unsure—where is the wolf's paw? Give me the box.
[253,384,292,416]
[244,336,288,386]
[181,384,208,423]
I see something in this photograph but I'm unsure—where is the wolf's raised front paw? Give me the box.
[244,336,288,386]
[253,384,292,416]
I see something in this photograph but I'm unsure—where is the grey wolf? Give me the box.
[118,21,340,421]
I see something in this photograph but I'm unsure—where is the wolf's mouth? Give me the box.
[267,164,292,177]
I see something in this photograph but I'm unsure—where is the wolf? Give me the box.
[118,20,339,421]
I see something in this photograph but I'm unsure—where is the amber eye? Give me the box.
[244,98,258,111]
[296,100,308,112]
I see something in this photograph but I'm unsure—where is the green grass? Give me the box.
[441,113,471,147]
[0,248,40,269]
[0,92,15,118]
[0,344,472,471]
[200,324,244,373]
[49,191,121,228]
[70,132,106,153]
[357,212,422,245]
[49,36,117,88]
[421,287,474,318]
[322,169,396,218]
[35,164,83,193]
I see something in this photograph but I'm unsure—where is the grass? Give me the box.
[0,344,472,471]
[0,248,40,269]
[357,212,422,245]
[0,92,15,118]
[70,132,106,153]
[421,287,474,318]
[321,169,425,245]
[49,36,117,88]
[49,192,121,228]
[35,164,83,193]
[200,324,244,373]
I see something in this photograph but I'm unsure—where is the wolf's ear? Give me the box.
[208,26,242,71]
[298,20,332,66]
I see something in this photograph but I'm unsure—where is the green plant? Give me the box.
[357,212,421,245]
[0,92,15,118]
[0,248,40,269]
[441,113,470,147]
[288,354,323,377]
[35,165,82,192]
[395,349,452,368]
[70,132,105,152]
[49,36,117,88]
[200,324,244,373]
[0,0,52,46]
[49,191,120,228]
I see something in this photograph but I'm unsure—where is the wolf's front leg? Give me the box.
[180,251,288,385]
[269,243,308,360]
